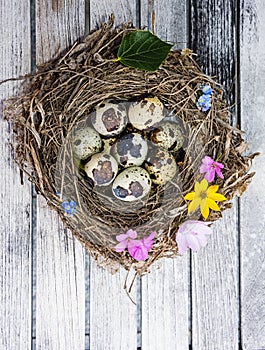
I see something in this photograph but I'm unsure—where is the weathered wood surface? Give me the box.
[240,1,265,349]
[89,4,138,350]
[140,2,190,350]
[190,1,239,349]
[34,1,86,349]
[0,0,264,349]
[0,1,32,350]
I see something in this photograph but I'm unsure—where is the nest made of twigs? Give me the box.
[4,19,256,275]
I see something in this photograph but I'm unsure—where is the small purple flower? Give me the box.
[115,230,156,261]
[61,200,77,215]
[201,84,213,95]
[176,220,212,254]
[200,155,224,183]
[115,229,137,252]
[141,231,156,250]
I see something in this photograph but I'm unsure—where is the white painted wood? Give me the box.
[90,0,137,28]
[140,2,190,349]
[35,1,86,349]
[191,209,239,349]
[240,1,265,349]
[89,260,138,350]
[141,259,190,350]
[140,0,187,49]
[36,198,86,350]
[190,2,240,349]
[88,3,138,349]
[0,1,32,349]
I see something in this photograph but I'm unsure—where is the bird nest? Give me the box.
[4,20,256,275]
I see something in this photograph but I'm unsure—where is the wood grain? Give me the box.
[141,259,190,350]
[190,1,239,349]
[89,260,138,350]
[35,1,86,349]
[90,0,137,28]
[190,0,237,95]
[0,1,32,349]
[140,2,190,349]
[88,3,138,349]
[240,1,265,349]
[140,0,187,49]
[36,0,85,63]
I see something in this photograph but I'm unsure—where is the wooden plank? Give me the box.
[88,3,138,350]
[36,198,86,349]
[240,1,265,349]
[90,0,137,28]
[141,259,190,350]
[190,1,239,349]
[191,210,239,349]
[140,0,187,49]
[140,2,190,349]
[0,1,32,349]
[89,260,138,350]
[34,1,86,349]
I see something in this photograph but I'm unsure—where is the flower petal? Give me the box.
[215,161,224,169]
[204,168,215,183]
[195,233,209,247]
[186,235,201,252]
[191,223,212,236]
[215,167,224,179]
[194,181,200,192]
[184,192,195,200]
[176,234,189,255]
[200,179,209,191]
[128,240,148,261]
[206,198,220,211]
[202,156,214,165]
[207,185,219,195]
[115,241,128,252]
[116,233,128,242]
[209,192,227,202]
[200,163,210,173]
[200,201,209,219]
[201,85,213,95]
[142,232,155,250]
[188,198,200,213]
[126,229,138,239]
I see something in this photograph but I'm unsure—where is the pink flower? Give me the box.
[115,230,156,261]
[115,229,137,252]
[176,220,212,254]
[128,231,156,261]
[200,156,224,183]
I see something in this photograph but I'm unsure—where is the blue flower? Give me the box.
[201,84,213,95]
[61,200,77,215]
[197,93,212,112]
[197,94,211,105]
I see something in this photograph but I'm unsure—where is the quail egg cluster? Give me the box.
[71,97,185,202]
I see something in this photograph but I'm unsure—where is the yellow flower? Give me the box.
[184,179,227,219]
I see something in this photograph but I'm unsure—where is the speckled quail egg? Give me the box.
[111,133,148,168]
[145,147,177,185]
[151,122,184,151]
[84,153,118,186]
[128,96,165,130]
[92,99,128,136]
[112,167,151,202]
[71,127,102,160]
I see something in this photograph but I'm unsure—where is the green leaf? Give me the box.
[117,30,173,72]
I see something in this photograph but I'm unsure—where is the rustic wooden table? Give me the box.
[0,1,264,349]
